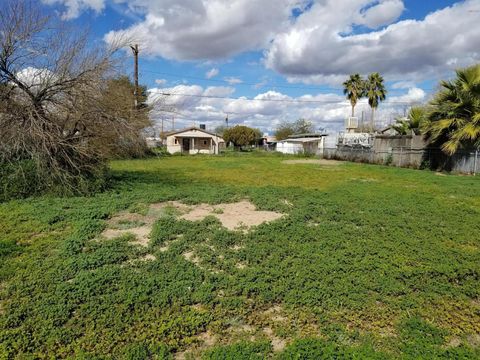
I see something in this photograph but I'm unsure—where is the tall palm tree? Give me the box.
[343,73,364,117]
[425,64,480,155]
[365,73,387,131]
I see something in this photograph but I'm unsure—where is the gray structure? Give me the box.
[322,134,479,174]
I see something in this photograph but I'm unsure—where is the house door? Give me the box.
[182,138,190,152]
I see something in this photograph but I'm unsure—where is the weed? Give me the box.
[0,154,479,358]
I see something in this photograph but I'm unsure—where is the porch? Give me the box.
[177,136,218,155]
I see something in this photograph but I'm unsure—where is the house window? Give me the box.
[203,140,208,145]
[174,139,178,144]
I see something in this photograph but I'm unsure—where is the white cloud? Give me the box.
[391,81,416,89]
[46,0,479,87]
[42,0,105,19]
[147,83,420,136]
[205,68,219,79]
[358,0,405,29]
[223,76,243,85]
[389,87,426,104]
[155,79,168,86]
[14,67,56,94]
[104,0,308,60]
[265,0,480,84]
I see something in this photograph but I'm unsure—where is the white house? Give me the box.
[164,127,225,155]
[276,134,327,155]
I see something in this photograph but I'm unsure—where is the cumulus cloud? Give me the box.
[389,87,426,104]
[265,0,480,83]
[358,0,405,29]
[146,83,419,135]
[46,0,479,86]
[104,0,308,60]
[14,67,56,94]
[205,68,219,79]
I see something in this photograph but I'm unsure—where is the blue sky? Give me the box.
[41,0,479,133]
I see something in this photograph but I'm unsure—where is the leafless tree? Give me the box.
[0,1,150,195]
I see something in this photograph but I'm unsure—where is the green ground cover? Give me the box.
[0,153,479,359]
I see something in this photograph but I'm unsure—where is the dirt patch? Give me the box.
[263,327,287,352]
[175,330,217,360]
[282,159,342,166]
[263,305,288,323]
[231,244,244,251]
[102,226,151,247]
[138,254,156,261]
[183,251,201,266]
[181,200,284,231]
[100,200,283,252]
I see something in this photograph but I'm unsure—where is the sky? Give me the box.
[40,0,480,136]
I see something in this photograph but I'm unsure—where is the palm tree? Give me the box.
[425,64,480,155]
[392,106,428,135]
[343,74,364,117]
[365,73,387,131]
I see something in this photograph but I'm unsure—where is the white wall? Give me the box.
[276,141,304,154]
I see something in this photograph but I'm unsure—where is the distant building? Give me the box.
[164,127,225,155]
[276,134,327,155]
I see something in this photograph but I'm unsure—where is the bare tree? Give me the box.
[0,1,150,195]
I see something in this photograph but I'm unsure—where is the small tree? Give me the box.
[392,106,428,135]
[97,76,152,158]
[214,125,228,136]
[223,125,258,149]
[274,118,314,140]
[293,118,314,134]
[274,121,295,141]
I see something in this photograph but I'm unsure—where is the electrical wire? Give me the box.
[141,69,436,92]
[154,91,424,105]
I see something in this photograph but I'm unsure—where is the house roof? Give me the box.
[288,133,328,139]
[280,137,324,143]
[164,127,224,139]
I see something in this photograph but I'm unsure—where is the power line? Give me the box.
[141,69,437,92]
[155,91,424,105]
[141,69,343,91]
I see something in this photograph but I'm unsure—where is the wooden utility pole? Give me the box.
[130,44,139,109]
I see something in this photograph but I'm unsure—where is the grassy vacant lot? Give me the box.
[1,153,479,359]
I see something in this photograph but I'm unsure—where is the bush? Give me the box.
[384,153,393,166]
[0,159,109,202]
[278,339,386,359]
[0,160,42,201]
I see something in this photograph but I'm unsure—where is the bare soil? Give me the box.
[180,200,284,231]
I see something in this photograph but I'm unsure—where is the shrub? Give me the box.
[0,160,42,201]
